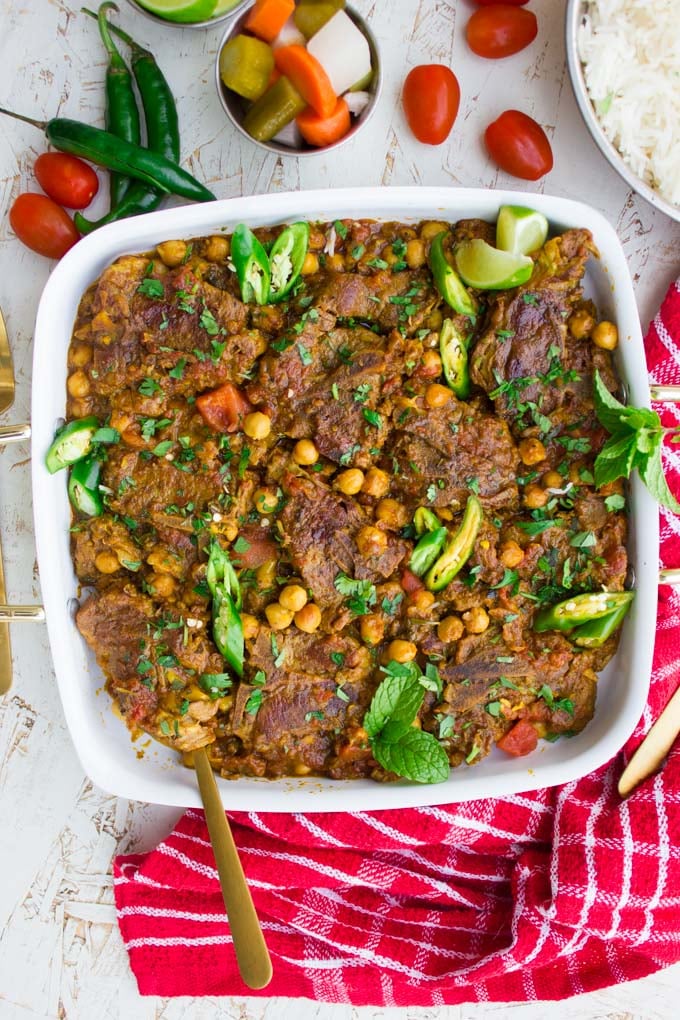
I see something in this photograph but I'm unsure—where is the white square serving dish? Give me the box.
[31,187,657,811]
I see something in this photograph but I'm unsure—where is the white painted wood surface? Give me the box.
[1,0,679,1016]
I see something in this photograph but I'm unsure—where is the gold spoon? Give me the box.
[0,306,16,693]
[193,746,273,990]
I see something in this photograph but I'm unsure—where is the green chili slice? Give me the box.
[440,318,470,399]
[68,455,103,517]
[413,507,441,536]
[231,223,271,305]
[425,495,483,591]
[429,232,477,319]
[571,597,633,648]
[45,416,99,473]
[409,527,448,577]
[533,591,634,634]
[268,222,310,302]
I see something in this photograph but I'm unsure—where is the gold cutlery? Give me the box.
[0,306,16,694]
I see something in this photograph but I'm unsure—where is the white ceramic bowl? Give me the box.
[32,187,657,811]
[214,3,382,157]
[565,0,680,223]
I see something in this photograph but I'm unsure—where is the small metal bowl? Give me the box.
[565,0,680,222]
[125,0,250,30]
[215,3,382,157]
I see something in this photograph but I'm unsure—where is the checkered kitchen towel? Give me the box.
[113,278,680,1005]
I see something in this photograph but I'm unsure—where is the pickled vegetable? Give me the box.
[307,9,371,97]
[219,35,275,102]
[294,0,345,38]
[243,75,306,142]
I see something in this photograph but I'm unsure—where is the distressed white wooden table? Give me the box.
[1,1,679,1017]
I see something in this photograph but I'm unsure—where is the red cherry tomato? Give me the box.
[484,109,554,180]
[9,193,80,259]
[466,5,538,59]
[402,64,461,145]
[34,153,99,209]
[497,719,538,758]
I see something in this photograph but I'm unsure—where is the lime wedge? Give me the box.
[496,205,549,255]
[136,0,218,23]
[213,0,243,14]
[454,239,534,290]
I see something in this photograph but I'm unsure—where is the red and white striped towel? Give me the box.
[114,278,680,1005]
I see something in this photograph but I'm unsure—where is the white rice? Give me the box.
[577,0,680,208]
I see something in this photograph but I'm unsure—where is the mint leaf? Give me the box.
[635,427,659,454]
[604,493,625,512]
[372,729,449,784]
[594,432,637,487]
[638,443,680,513]
[363,673,424,738]
[592,370,634,434]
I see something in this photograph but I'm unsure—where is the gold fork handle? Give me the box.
[0,605,45,622]
[650,384,680,402]
[0,423,31,445]
[659,568,680,585]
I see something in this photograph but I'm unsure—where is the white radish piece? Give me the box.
[272,14,306,50]
[272,119,303,148]
[307,10,372,98]
[344,90,371,117]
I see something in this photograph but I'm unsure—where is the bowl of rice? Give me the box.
[565,0,680,222]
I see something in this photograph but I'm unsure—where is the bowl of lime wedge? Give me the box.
[126,0,249,28]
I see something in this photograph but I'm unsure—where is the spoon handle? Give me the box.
[618,686,680,797]
[193,746,272,990]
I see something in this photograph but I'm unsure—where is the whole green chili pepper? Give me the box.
[572,597,633,648]
[534,590,633,634]
[0,108,215,203]
[231,223,271,305]
[97,3,141,208]
[68,455,103,516]
[409,527,448,577]
[268,222,310,302]
[440,318,471,399]
[413,506,441,536]
[45,416,99,473]
[429,232,477,319]
[425,494,483,591]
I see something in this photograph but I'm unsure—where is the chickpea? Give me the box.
[94,551,120,574]
[295,602,322,633]
[241,613,259,640]
[252,487,277,514]
[523,483,549,509]
[420,220,448,241]
[424,308,443,332]
[499,541,524,569]
[406,238,426,269]
[408,589,435,614]
[149,573,177,598]
[592,320,619,351]
[387,639,418,663]
[335,468,365,496]
[568,309,595,340]
[279,584,308,613]
[70,343,92,368]
[69,398,90,419]
[356,524,387,557]
[203,235,229,262]
[375,498,408,530]
[243,411,271,440]
[309,228,325,251]
[292,439,319,466]
[462,606,490,635]
[425,383,452,409]
[301,251,319,275]
[256,559,277,589]
[362,466,390,499]
[438,615,464,643]
[360,614,385,645]
[156,239,187,267]
[420,349,443,377]
[542,469,564,489]
[518,437,546,466]
[67,370,91,398]
[325,253,344,272]
[569,461,594,487]
[265,603,294,630]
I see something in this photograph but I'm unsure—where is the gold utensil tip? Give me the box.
[193,746,273,989]
[0,307,15,416]
[618,686,680,798]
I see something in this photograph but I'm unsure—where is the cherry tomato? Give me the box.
[474,1,530,6]
[34,152,99,210]
[9,193,80,260]
[402,65,461,145]
[497,719,538,757]
[467,5,538,59]
[484,110,554,180]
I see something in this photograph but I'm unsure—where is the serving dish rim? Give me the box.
[31,186,658,812]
